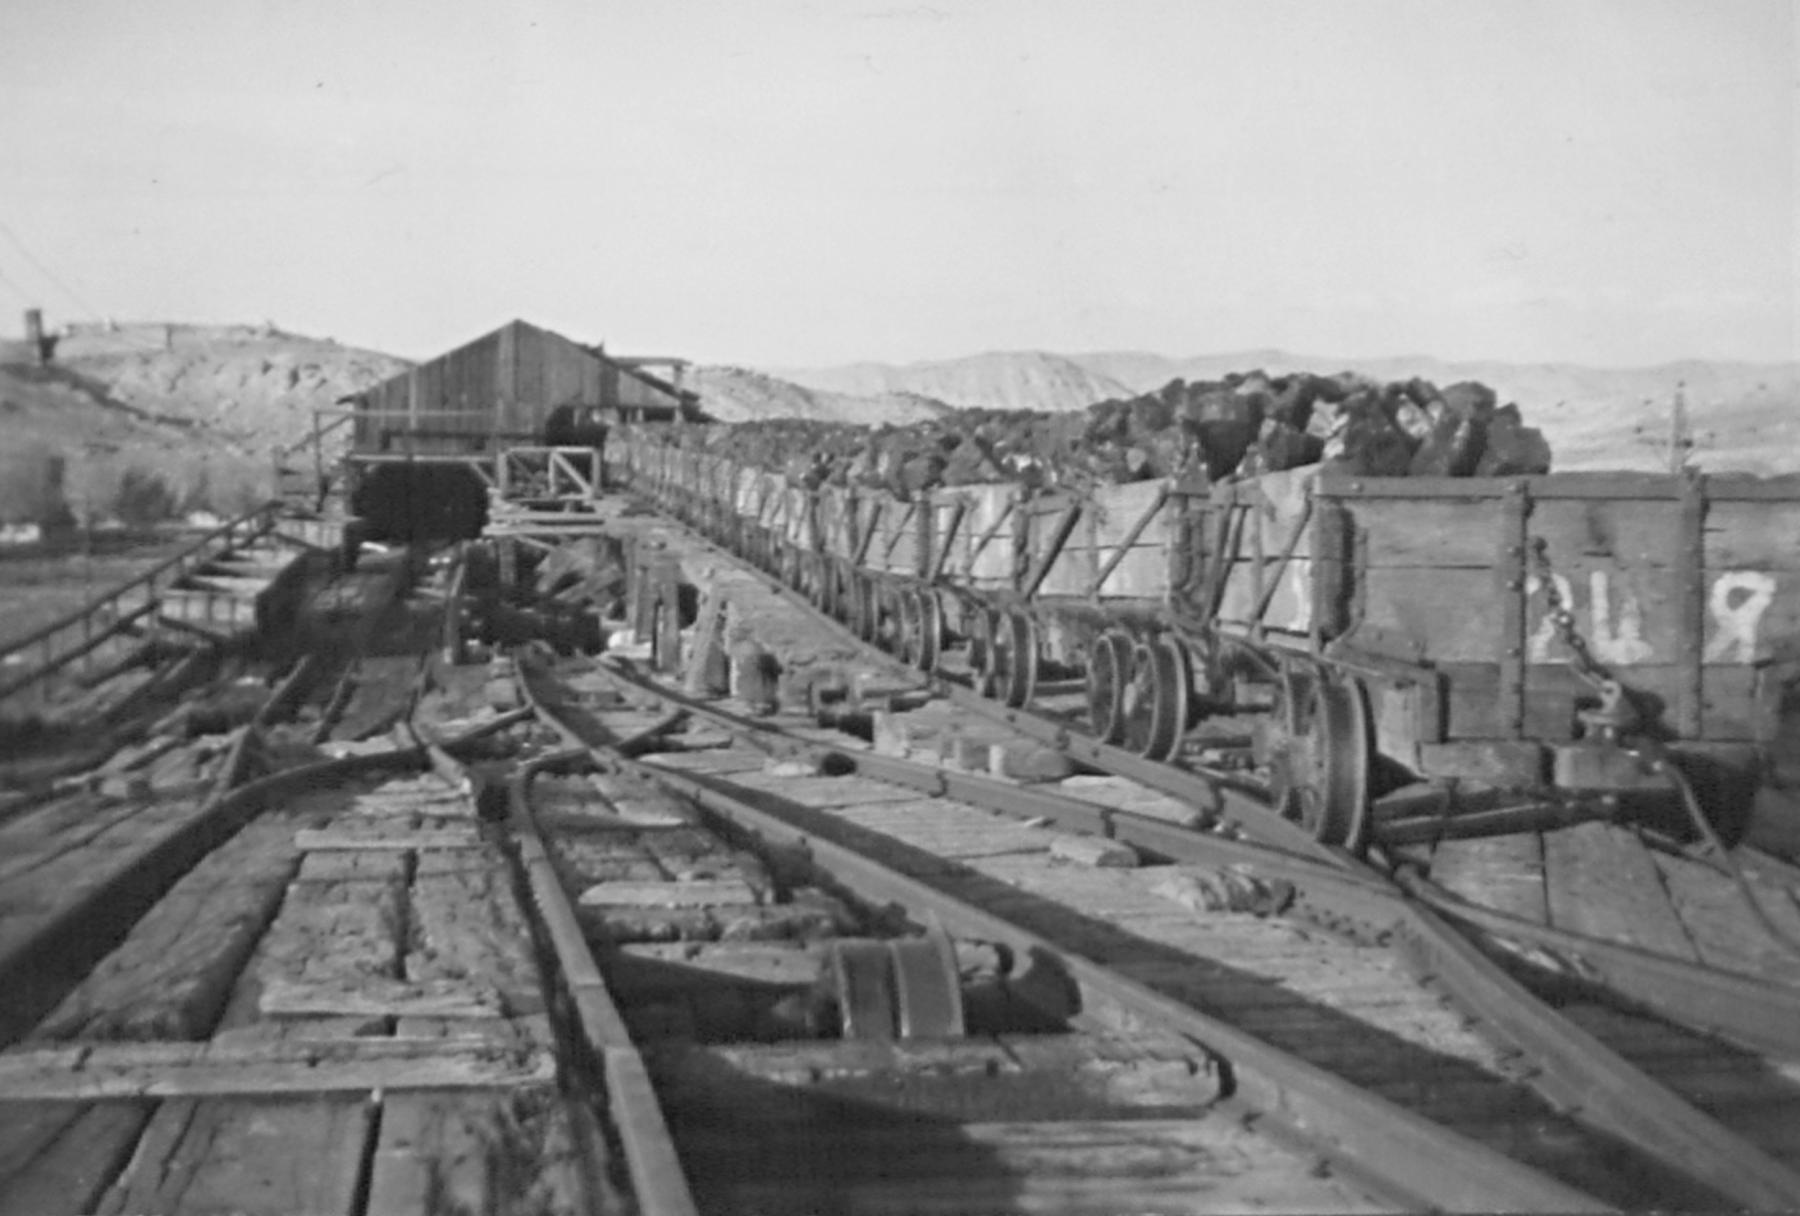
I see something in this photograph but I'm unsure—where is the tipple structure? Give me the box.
[619,429,1800,853]
[327,320,701,534]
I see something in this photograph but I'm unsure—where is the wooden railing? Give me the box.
[272,410,358,508]
[0,504,281,704]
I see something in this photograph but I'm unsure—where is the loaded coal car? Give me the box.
[618,424,1800,856]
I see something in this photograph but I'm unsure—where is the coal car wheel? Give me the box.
[1266,669,1311,820]
[1121,642,1157,755]
[1142,635,1192,763]
[998,610,1040,709]
[853,575,879,643]
[888,931,965,1039]
[829,561,851,624]
[829,940,897,1042]
[1086,630,1133,745]
[979,611,1008,697]
[1288,677,1373,849]
[878,584,906,656]
[916,590,944,673]
[818,559,838,619]
[897,589,923,666]
[974,608,1004,699]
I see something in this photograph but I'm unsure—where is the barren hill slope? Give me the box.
[769,351,1133,415]
[56,322,407,449]
[0,322,406,528]
[692,366,952,426]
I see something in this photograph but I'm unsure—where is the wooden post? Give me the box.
[1496,482,1531,739]
[23,308,46,365]
[1019,501,1082,602]
[1675,472,1706,737]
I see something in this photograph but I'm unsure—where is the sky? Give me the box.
[0,0,1794,368]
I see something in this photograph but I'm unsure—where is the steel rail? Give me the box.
[567,651,1800,1207]
[622,479,1800,1209]
[583,653,1396,916]
[499,755,698,1216]
[1397,870,1800,1057]
[515,657,1609,1214]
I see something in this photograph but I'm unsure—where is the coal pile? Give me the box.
[654,370,1551,498]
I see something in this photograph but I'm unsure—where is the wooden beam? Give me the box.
[258,976,502,1019]
[1020,502,1083,601]
[0,1037,553,1101]
[927,500,967,583]
[852,498,883,566]
[292,827,482,851]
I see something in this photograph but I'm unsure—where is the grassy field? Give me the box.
[0,537,197,651]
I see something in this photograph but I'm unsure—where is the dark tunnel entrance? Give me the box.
[351,463,490,543]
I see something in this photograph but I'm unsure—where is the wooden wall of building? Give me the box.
[351,320,690,458]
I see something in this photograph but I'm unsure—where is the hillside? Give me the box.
[0,323,406,528]
[768,351,1133,415]
[55,322,407,450]
[691,366,952,426]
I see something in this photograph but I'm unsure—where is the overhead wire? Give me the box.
[0,218,103,321]
[0,259,33,309]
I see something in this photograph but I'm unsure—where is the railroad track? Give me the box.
[497,654,1592,1213]
[0,549,1647,1212]
[6,493,1800,1211]
[0,562,1550,1214]
[590,486,1800,1210]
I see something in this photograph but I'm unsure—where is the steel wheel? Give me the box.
[878,583,906,655]
[852,575,879,643]
[978,608,1006,699]
[916,589,943,673]
[1284,676,1373,849]
[996,609,1040,709]
[1086,630,1134,744]
[1121,642,1157,754]
[1141,634,1192,762]
[897,588,923,666]
[1265,668,1311,820]
[827,560,849,624]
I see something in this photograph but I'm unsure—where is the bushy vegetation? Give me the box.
[112,467,180,527]
[0,445,74,533]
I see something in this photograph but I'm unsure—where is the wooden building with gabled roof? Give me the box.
[350,319,702,464]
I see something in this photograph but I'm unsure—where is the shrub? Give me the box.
[113,467,179,527]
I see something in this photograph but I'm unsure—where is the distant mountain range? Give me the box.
[750,349,1800,474]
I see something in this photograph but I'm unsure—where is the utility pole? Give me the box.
[1634,382,1703,475]
[1666,381,1693,475]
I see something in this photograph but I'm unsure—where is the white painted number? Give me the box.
[1527,572,1653,664]
[1528,569,1778,665]
[1703,571,1776,663]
